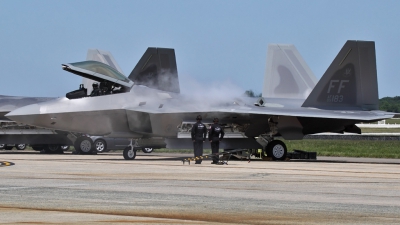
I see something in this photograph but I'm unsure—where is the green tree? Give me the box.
[244,90,261,97]
[379,96,400,112]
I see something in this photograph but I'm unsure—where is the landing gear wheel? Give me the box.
[0,144,5,150]
[142,147,153,153]
[32,145,44,151]
[267,140,287,161]
[74,137,95,154]
[94,139,107,152]
[16,144,26,150]
[123,147,136,160]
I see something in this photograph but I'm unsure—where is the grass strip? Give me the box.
[361,128,400,133]
[285,139,400,158]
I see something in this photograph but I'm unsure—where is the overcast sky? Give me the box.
[1,0,399,98]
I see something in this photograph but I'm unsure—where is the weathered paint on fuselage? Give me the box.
[6,85,392,140]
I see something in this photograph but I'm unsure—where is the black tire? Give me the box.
[267,140,287,161]
[74,137,94,154]
[123,147,136,160]
[0,144,4,150]
[15,144,26,150]
[142,147,153,153]
[31,145,45,151]
[94,139,107,152]
[4,146,13,150]
[44,144,63,154]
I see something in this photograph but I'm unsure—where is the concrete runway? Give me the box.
[1,151,400,224]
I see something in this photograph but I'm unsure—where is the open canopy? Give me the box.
[62,60,134,89]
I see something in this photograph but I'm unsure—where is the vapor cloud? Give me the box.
[179,75,245,104]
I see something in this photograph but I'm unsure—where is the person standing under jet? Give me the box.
[209,118,225,164]
[191,115,207,164]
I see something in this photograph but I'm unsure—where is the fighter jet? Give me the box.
[6,40,393,160]
[0,49,126,152]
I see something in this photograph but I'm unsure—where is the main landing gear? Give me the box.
[257,136,288,161]
[266,140,287,160]
[74,136,97,154]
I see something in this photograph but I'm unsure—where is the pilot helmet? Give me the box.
[213,118,219,123]
[196,115,202,121]
[92,83,99,88]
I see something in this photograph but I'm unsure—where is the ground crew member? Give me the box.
[209,118,224,164]
[191,115,207,164]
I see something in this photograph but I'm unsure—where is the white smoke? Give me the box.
[179,75,246,108]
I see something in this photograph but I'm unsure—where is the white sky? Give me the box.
[1,0,399,98]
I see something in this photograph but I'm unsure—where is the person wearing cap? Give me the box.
[208,118,225,164]
[191,115,207,164]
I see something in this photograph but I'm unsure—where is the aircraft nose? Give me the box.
[5,104,41,124]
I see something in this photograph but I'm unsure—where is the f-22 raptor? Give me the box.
[6,40,393,160]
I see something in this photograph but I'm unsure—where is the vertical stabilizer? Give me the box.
[263,44,317,99]
[129,48,179,93]
[302,40,378,110]
[84,49,124,95]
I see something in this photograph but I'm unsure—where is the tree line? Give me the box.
[379,96,400,113]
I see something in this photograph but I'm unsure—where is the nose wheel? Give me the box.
[123,147,136,160]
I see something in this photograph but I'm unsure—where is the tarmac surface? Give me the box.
[1,150,400,224]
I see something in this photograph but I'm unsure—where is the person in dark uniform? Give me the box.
[191,115,207,164]
[209,118,225,164]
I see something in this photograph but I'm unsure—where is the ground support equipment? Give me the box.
[182,149,251,165]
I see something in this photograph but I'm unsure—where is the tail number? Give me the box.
[326,80,349,103]
[327,95,343,103]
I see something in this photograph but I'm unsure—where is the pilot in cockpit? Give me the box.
[90,83,101,96]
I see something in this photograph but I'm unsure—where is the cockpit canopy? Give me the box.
[63,61,134,99]
[62,61,134,89]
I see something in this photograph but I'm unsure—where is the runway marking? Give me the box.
[0,161,14,167]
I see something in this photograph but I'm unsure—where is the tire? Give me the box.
[94,139,107,152]
[123,147,136,160]
[142,147,153,153]
[44,144,62,154]
[74,137,94,154]
[15,144,26,150]
[267,140,287,161]
[61,145,70,151]
[0,144,4,150]
[31,145,44,151]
